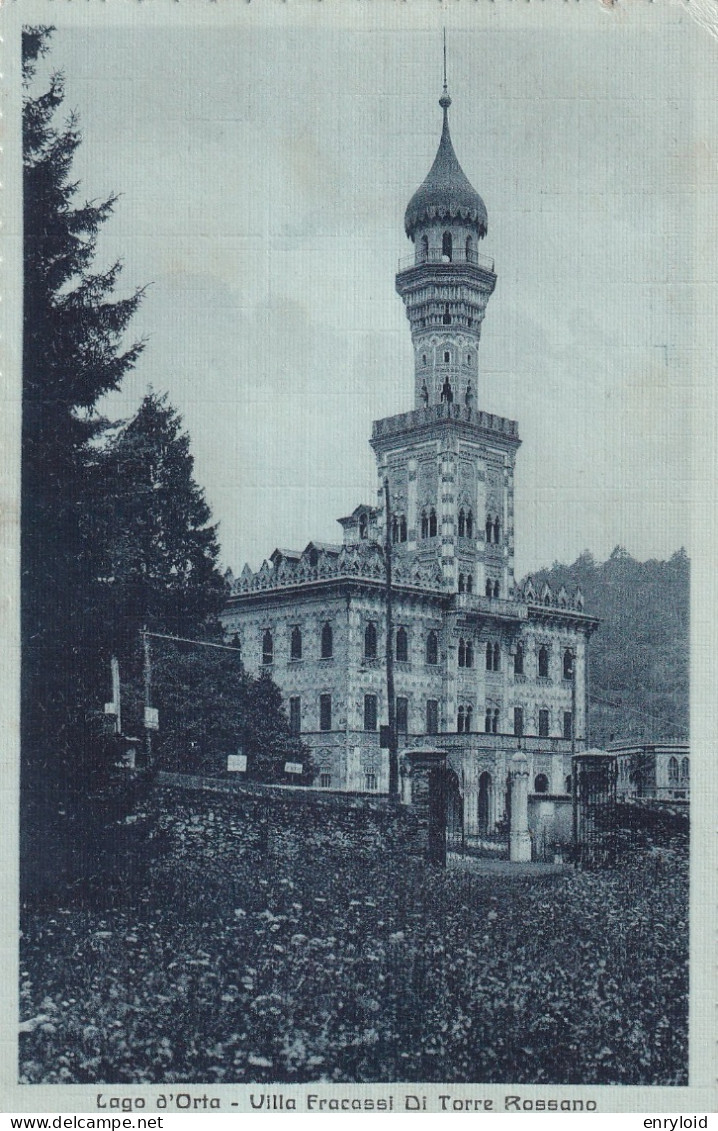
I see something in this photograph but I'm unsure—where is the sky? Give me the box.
[29,6,717,578]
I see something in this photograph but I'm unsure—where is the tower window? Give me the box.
[465,705,473,732]
[420,234,429,262]
[465,640,474,668]
[429,508,437,537]
[458,508,466,538]
[320,694,332,731]
[364,694,378,732]
[399,515,407,542]
[514,644,524,675]
[262,629,273,666]
[442,231,453,261]
[396,696,409,734]
[538,646,549,678]
[538,709,549,738]
[422,353,427,366]
[493,642,501,671]
[467,353,472,365]
[486,578,493,598]
[466,509,473,539]
[444,351,450,363]
[396,627,408,663]
[290,626,302,661]
[443,304,452,325]
[563,711,573,740]
[289,696,301,735]
[421,510,429,539]
[457,706,465,734]
[458,573,465,594]
[391,515,399,543]
[493,580,500,598]
[364,621,377,660]
[485,514,493,542]
[681,756,689,780]
[458,638,466,668]
[513,707,524,737]
[494,517,501,543]
[563,648,574,680]
[466,574,473,594]
[426,699,439,735]
[465,235,474,262]
[426,630,438,666]
[359,513,368,539]
[321,622,333,659]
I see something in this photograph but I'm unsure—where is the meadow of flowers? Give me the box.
[20,785,688,1085]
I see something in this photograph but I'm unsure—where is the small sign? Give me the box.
[104,701,117,715]
[227,754,247,772]
[144,707,159,730]
[284,761,303,775]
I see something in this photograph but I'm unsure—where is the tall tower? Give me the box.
[372,84,520,599]
[396,84,496,411]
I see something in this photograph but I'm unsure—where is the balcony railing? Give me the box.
[453,593,527,620]
[372,402,519,442]
[397,248,495,273]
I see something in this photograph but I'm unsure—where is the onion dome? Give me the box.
[404,90,487,240]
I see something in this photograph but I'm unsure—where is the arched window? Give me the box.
[465,640,474,669]
[421,510,428,539]
[493,642,501,671]
[391,516,399,543]
[458,573,465,594]
[420,233,428,262]
[442,231,453,261]
[486,641,493,670]
[467,352,472,366]
[485,578,493,598]
[444,350,451,364]
[493,517,501,543]
[458,638,466,668]
[359,513,368,539]
[399,515,407,542]
[492,708,499,734]
[262,629,273,665]
[321,622,333,659]
[422,353,427,366]
[465,235,474,262]
[458,508,466,538]
[467,575,473,594]
[538,646,549,678]
[290,626,302,661]
[681,756,689,780]
[457,706,465,734]
[364,621,377,660]
[668,756,679,783]
[426,631,438,665]
[563,649,574,680]
[465,705,473,732]
[396,627,408,663]
[466,509,473,539]
[514,644,524,676]
[429,508,437,537]
[534,774,549,794]
[485,515,493,542]
[443,304,452,325]
[485,708,492,734]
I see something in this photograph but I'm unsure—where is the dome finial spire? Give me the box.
[440,27,452,111]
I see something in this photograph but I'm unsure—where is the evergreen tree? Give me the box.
[22,27,145,781]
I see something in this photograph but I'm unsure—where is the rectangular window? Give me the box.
[365,773,377,791]
[513,707,523,737]
[289,696,301,735]
[364,694,377,732]
[320,694,332,732]
[563,711,573,740]
[396,696,409,735]
[538,709,549,738]
[426,699,439,736]
[319,772,331,788]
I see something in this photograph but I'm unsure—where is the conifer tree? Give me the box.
[22,26,145,788]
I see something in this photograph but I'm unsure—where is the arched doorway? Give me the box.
[478,771,493,835]
[446,769,464,851]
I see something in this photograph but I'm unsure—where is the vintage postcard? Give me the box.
[2,0,716,1116]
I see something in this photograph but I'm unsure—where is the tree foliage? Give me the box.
[527,548,689,746]
[22,26,145,778]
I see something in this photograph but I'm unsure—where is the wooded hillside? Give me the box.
[527,548,689,746]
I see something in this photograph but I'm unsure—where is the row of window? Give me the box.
[668,756,690,782]
[289,691,573,740]
[264,623,334,665]
[420,349,473,366]
[514,644,574,681]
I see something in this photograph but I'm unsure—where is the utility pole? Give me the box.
[384,477,399,801]
[571,646,577,756]
[142,628,153,769]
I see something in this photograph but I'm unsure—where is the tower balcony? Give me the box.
[397,247,495,274]
[371,401,520,447]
